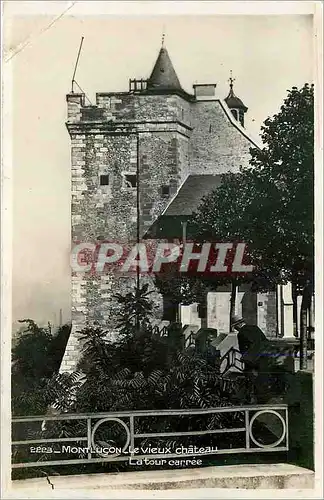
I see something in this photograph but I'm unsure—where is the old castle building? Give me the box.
[61,45,294,372]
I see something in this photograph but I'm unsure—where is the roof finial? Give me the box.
[161,29,165,47]
[228,69,235,91]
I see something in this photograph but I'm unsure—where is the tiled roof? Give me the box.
[147,47,182,91]
[164,174,224,216]
[143,174,225,239]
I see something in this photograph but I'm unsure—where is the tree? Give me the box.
[113,283,154,337]
[193,84,314,368]
[12,320,73,415]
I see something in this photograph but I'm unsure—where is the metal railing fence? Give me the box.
[12,404,288,469]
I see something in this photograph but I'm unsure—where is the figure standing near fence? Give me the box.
[231,315,275,403]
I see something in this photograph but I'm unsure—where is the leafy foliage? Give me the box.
[113,283,154,336]
[12,320,72,416]
[73,329,247,413]
[12,320,54,380]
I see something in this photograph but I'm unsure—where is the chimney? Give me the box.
[193,84,217,99]
[66,93,84,121]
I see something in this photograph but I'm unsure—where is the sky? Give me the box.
[4,2,314,328]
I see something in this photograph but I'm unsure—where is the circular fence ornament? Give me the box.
[91,417,131,458]
[249,409,286,449]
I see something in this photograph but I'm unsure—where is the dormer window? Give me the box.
[230,108,245,127]
[224,73,248,128]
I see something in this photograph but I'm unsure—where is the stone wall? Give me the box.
[61,92,192,371]
[257,291,278,337]
[189,100,256,174]
[139,131,190,233]
[207,285,277,337]
[95,93,192,124]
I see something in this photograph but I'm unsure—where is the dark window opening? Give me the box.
[125,174,137,188]
[100,174,109,186]
[239,110,244,127]
[161,185,170,197]
[231,109,238,121]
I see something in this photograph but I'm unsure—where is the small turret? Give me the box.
[147,40,183,92]
[224,72,248,127]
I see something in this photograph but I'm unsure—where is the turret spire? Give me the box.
[147,45,183,91]
[224,71,248,127]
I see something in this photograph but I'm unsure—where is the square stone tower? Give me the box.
[61,45,279,372]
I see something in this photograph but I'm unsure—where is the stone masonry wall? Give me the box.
[265,291,278,337]
[96,93,192,124]
[61,92,192,371]
[189,100,256,174]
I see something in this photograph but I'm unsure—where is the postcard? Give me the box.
[1,1,322,498]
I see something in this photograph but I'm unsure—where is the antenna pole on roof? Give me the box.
[71,36,84,93]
